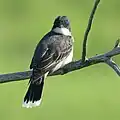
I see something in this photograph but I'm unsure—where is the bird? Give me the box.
[22,16,74,108]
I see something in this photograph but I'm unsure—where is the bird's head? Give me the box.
[52,16,71,36]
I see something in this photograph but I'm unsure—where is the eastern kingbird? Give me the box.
[22,16,74,108]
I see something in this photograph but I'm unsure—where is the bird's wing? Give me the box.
[30,34,73,74]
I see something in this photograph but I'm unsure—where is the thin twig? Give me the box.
[82,0,100,62]
[105,59,120,76]
[114,39,120,48]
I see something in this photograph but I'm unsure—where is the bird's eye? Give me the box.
[65,20,69,25]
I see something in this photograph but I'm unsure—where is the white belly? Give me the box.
[52,48,73,72]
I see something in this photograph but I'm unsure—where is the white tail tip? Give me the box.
[22,99,41,108]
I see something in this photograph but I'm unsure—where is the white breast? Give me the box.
[52,48,73,72]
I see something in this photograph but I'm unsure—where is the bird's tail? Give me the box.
[22,70,45,108]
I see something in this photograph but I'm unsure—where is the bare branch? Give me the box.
[0,40,120,84]
[82,0,100,62]
[0,71,31,83]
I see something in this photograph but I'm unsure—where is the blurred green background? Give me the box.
[0,0,120,120]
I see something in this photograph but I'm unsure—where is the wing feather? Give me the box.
[30,33,73,74]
